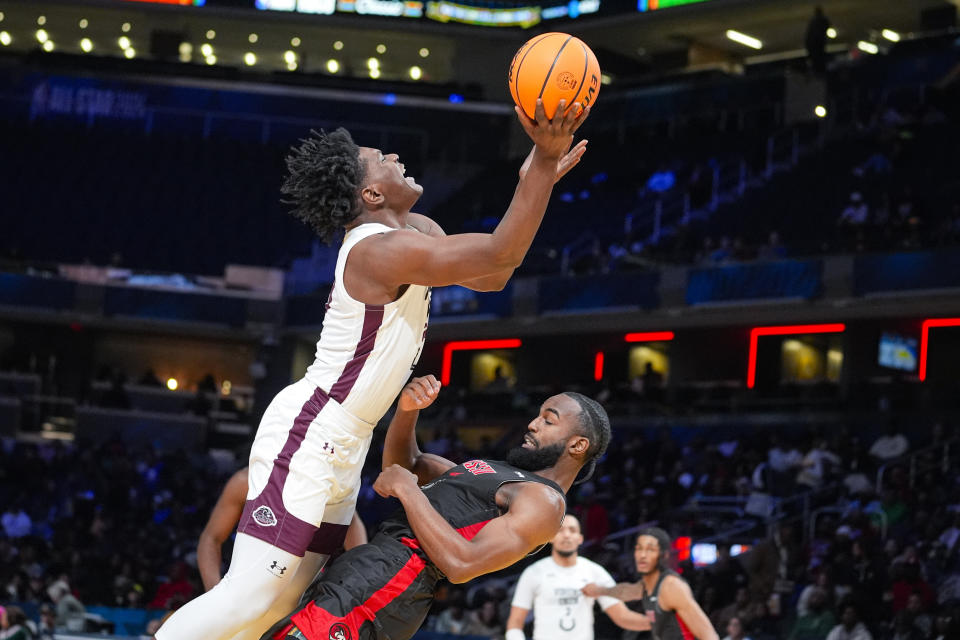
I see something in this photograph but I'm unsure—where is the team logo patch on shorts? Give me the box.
[328,622,352,640]
[252,505,278,527]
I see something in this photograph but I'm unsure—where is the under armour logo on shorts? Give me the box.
[269,560,287,577]
[252,505,277,527]
[322,442,335,455]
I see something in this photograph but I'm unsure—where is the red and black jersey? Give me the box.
[264,460,565,640]
[379,458,565,556]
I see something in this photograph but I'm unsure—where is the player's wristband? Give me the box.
[506,628,526,640]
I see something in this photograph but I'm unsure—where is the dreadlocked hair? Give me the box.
[562,392,612,484]
[281,128,366,244]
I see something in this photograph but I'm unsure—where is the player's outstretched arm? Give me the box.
[604,602,652,632]
[197,468,248,591]
[373,470,564,583]
[381,375,456,485]
[352,100,590,290]
[660,576,719,640]
[582,581,646,602]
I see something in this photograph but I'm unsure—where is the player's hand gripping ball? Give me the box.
[508,32,601,120]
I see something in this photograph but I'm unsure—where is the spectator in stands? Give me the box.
[826,604,872,640]
[463,599,504,639]
[889,611,923,640]
[711,586,753,630]
[787,588,836,640]
[1,502,31,539]
[839,192,869,226]
[869,421,909,462]
[708,546,749,608]
[722,616,751,640]
[939,513,960,555]
[37,604,55,640]
[891,564,934,613]
[433,588,468,635]
[757,231,788,261]
[148,562,195,610]
[767,435,803,493]
[797,439,842,489]
[805,6,831,74]
[48,575,85,632]
[0,605,34,640]
[905,592,933,637]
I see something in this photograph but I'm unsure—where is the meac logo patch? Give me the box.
[463,460,496,475]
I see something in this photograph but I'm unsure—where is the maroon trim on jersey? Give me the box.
[307,521,350,555]
[287,551,427,640]
[329,305,385,403]
[238,386,332,556]
[239,304,385,556]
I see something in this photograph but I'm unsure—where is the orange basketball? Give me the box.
[507,32,601,120]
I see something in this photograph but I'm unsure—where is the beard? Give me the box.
[506,441,565,471]
[555,548,577,558]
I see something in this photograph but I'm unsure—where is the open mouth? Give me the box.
[522,433,537,449]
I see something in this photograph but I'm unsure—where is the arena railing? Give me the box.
[875,436,959,494]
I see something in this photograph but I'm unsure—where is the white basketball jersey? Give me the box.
[511,556,620,640]
[304,223,431,425]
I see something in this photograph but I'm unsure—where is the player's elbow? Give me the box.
[441,558,478,584]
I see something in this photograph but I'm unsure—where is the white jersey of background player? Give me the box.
[507,515,650,640]
[157,102,591,639]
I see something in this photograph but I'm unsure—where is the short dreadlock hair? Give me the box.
[562,392,611,483]
[281,128,366,244]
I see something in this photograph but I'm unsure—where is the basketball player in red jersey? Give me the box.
[157,100,590,640]
[583,529,718,640]
[263,374,611,640]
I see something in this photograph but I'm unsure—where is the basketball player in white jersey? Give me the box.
[156,98,591,640]
[507,514,650,640]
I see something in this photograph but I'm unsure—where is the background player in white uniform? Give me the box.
[507,514,650,640]
[157,99,591,640]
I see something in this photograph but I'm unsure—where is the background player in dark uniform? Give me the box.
[263,374,611,640]
[583,528,718,640]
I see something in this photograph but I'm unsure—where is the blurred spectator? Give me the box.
[36,604,55,640]
[433,589,468,635]
[869,421,909,461]
[839,192,869,226]
[826,604,872,640]
[757,231,788,261]
[722,616,751,640]
[787,588,836,640]
[711,586,752,630]
[0,605,34,640]
[796,439,841,489]
[805,6,831,74]
[48,576,85,632]
[462,600,503,639]
[1,503,31,539]
[148,562,195,610]
[891,564,934,613]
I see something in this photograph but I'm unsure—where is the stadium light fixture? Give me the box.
[409,65,422,80]
[441,339,522,385]
[37,15,47,26]
[122,22,131,33]
[118,36,131,50]
[333,40,344,50]
[814,105,827,118]
[747,323,846,388]
[36,29,49,43]
[0,12,4,23]
[367,57,379,70]
[419,47,429,58]
[167,378,178,391]
[244,52,257,66]
[376,43,387,54]
[42,40,54,52]
[124,47,135,58]
[200,43,213,57]
[601,74,612,85]
[248,33,258,44]
[205,54,216,65]
[80,38,93,53]
[291,36,301,47]
[284,50,296,64]
[369,68,381,79]
[206,29,216,40]
[287,61,297,71]
[857,41,878,54]
[726,29,762,50]
[919,318,960,381]
[826,27,837,39]
[326,59,340,73]
[79,18,89,29]
[0,31,10,47]
[882,29,900,42]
